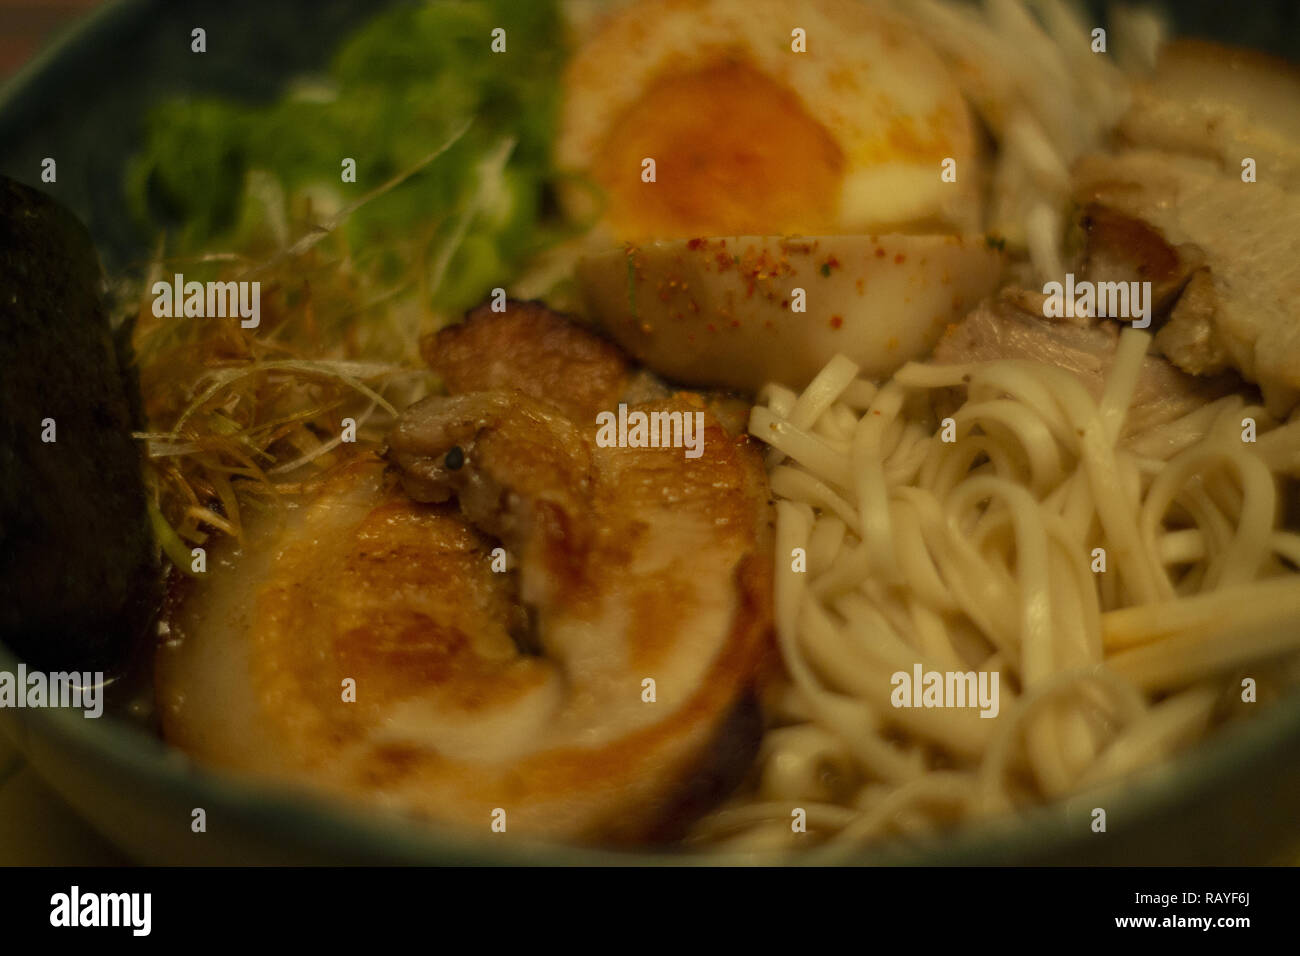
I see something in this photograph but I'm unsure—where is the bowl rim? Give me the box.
[5,634,1300,865]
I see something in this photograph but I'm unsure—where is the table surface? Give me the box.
[0,1,103,80]
[0,729,131,865]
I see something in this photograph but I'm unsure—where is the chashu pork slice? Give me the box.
[1116,39,1300,191]
[158,300,774,846]
[931,291,1238,438]
[1073,149,1300,414]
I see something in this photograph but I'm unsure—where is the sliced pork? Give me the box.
[158,301,774,845]
[931,292,1239,437]
[1073,150,1300,414]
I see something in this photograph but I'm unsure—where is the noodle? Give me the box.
[702,328,1300,852]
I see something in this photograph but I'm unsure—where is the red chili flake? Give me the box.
[730,319,740,328]
[687,238,706,250]
[830,315,844,329]
[706,323,717,333]
[874,247,886,258]
[855,278,865,295]
[894,253,906,264]
[781,299,789,309]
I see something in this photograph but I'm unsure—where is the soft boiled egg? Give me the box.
[577,234,1003,392]
[558,0,983,239]
[560,0,1003,392]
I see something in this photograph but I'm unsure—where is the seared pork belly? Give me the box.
[1073,150,1300,414]
[423,300,632,421]
[1077,204,1204,317]
[1116,39,1300,189]
[158,301,773,845]
[1068,38,1300,413]
[428,300,754,434]
[931,293,1237,437]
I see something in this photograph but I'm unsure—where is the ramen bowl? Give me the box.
[2,0,1300,865]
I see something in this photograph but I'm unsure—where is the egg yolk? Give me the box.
[596,60,845,239]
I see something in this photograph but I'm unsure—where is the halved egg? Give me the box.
[577,234,1004,391]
